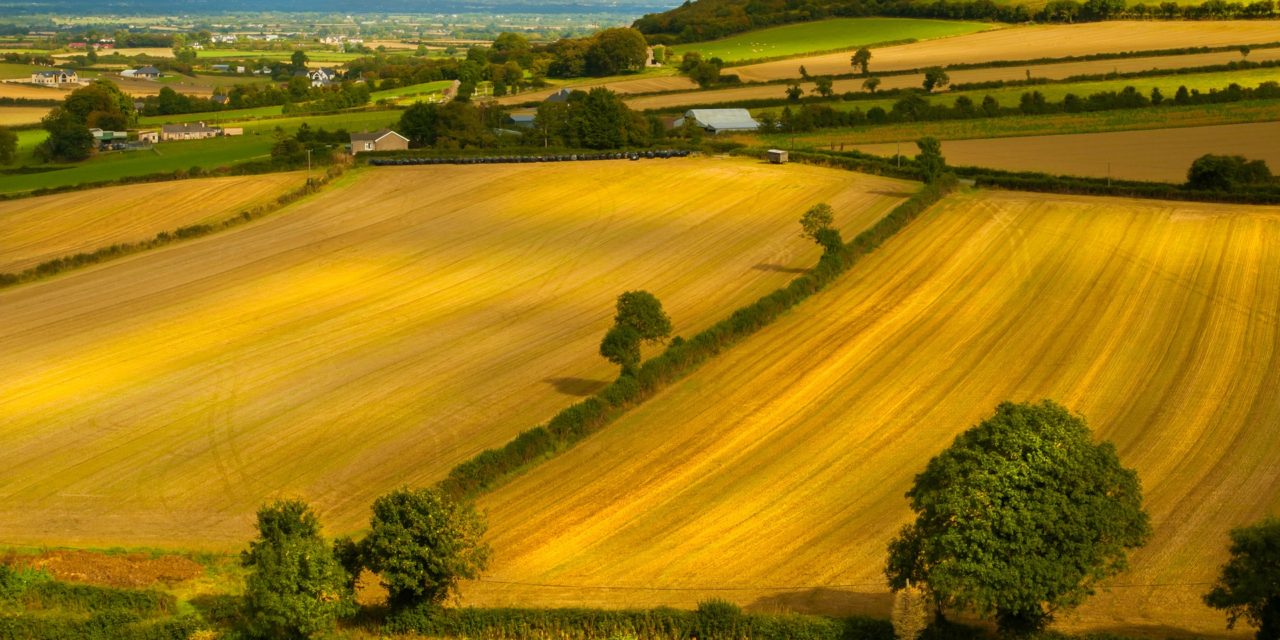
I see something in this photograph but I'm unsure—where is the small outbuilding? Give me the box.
[350,129,410,154]
[767,149,788,164]
[544,88,574,103]
[673,108,760,134]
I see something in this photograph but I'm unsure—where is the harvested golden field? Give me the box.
[853,121,1280,182]
[494,75,696,105]
[0,105,51,125]
[466,189,1280,637]
[0,82,70,100]
[730,21,1280,81]
[0,158,913,549]
[0,172,308,273]
[626,48,1280,111]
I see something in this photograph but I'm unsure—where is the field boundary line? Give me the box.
[435,168,957,503]
[0,165,353,290]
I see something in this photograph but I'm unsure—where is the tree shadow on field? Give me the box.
[544,377,610,397]
[753,263,808,274]
[746,588,892,618]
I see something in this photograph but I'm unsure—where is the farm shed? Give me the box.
[674,109,760,134]
[350,129,410,154]
[161,123,220,141]
[767,149,788,164]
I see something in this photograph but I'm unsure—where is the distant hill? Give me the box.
[1,0,675,16]
[633,0,1032,44]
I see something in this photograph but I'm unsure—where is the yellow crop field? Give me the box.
[0,83,70,100]
[0,106,51,126]
[466,190,1280,637]
[0,172,307,273]
[0,158,913,549]
[730,21,1280,81]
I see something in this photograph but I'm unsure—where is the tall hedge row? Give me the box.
[385,604,896,640]
[437,172,956,500]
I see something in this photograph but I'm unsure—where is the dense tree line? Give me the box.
[635,0,1278,44]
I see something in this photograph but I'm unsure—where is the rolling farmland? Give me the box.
[0,158,913,549]
[626,48,1280,111]
[465,190,1280,636]
[854,121,1280,182]
[729,21,1280,81]
[668,18,994,63]
[0,172,307,273]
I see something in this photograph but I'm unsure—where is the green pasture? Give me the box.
[0,62,51,79]
[370,79,453,102]
[670,18,994,64]
[1,108,398,194]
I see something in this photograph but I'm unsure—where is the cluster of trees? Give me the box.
[394,87,669,152]
[635,0,1278,44]
[398,101,510,149]
[269,124,350,167]
[533,88,662,149]
[36,80,135,162]
[599,291,673,376]
[680,52,739,88]
[1186,154,1274,191]
[759,80,1280,133]
[241,487,488,638]
[544,27,650,78]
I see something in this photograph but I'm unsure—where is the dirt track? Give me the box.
[853,121,1280,182]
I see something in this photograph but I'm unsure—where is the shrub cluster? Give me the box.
[0,565,196,640]
[438,170,956,500]
[385,601,895,640]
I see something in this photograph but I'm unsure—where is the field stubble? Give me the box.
[465,189,1280,637]
[0,172,308,273]
[0,158,913,548]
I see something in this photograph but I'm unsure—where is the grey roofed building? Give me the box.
[544,88,574,103]
[135,65,161,78]
[673,108,760,134]
[507,113,536,128]
[350,128,409,154]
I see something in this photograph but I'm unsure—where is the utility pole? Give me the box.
[897,141,901,168]
[306,148,312,184]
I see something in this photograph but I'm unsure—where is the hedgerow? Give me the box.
[437,169,956,500]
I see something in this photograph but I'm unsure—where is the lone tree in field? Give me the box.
[242,499,355,639]
[852,47,872,75]
[785,84,803,101]
[361,487,490,612]
[813,76,834,98]
[1204,518,1280,640]
[885,400,1150,636]
[600,290,671,376]
[915,137,946,184]
[800,202,842,253]
[862,76,881,94]
[922,67,950,93]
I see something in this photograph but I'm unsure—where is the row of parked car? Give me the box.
[368,149,693,166]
